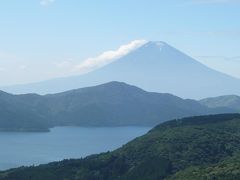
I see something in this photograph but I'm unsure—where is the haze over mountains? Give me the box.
[2,41,240,99]
[0,82,235,131]
[200,95,240,112]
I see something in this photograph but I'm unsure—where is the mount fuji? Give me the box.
[2,41,240,99]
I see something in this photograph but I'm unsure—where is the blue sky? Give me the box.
[0,0,239,85]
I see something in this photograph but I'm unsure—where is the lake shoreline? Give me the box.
[0,126,151,171]
[0,128,50,133]
[0,125,152,133]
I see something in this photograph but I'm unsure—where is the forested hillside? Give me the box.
[1,114,240,179]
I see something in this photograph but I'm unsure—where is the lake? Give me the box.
[0,126,150,170]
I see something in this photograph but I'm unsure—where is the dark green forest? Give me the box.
[1,113,240,180]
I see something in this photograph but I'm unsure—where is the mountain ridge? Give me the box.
[0,81,236,131]
[200,95,240,111]
[2,41,240,99]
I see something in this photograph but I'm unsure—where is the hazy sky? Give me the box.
[0,0,239,85]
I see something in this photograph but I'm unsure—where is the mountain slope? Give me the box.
[1,114,240,180]
[11,81,235,127]
[171,154,240,179]
[0,91,50,132]
[0,82,234,131]
[200,95,240,111]
[2,41,240,99]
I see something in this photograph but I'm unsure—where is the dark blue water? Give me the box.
[0,126,150,170]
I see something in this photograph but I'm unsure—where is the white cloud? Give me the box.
[73,40,147,74]
[40,0,55,6]
[54,61,72,68]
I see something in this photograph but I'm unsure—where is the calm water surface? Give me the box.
[0,126,150,170]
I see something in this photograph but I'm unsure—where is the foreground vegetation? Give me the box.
[1,113,240,180]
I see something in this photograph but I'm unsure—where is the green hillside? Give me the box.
[170,154,240,180]
[1,82,234,131]
[1,113,240,180]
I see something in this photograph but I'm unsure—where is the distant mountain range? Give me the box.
[200,95,240,112]
[2,114,240,179]
[0,90,50,132]
[2,41,240,99]
[0,82,235,131]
